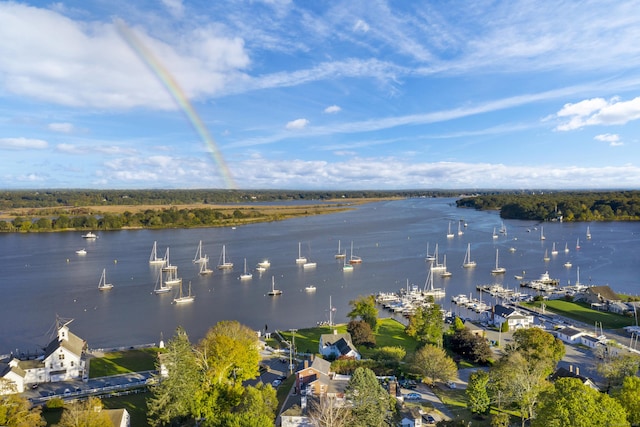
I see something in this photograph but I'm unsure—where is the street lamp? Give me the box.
[288,329,297,374]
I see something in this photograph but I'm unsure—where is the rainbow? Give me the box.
[117,22,236,189]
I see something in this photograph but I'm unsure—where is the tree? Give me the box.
[448,327,492,364]
[344,367,393,427]
[57,397,112,427]
[490,412,511,427]
[466,370,490,416]
[308,395,352,427]
[347,295,378,332]
[347,320,376,348]
[597,352,640,391]
[410,344,457,385]
[217,383,278,427]
[533,378,629,427]
[616,375,640,426]
[370,346,406,363]
[147,327,201,426]
[0,392,45,427]
[509,328,565,376]
[405,302,444,346]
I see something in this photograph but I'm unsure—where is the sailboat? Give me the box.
[161,247,177,272]
[240,258,253,280]
[349,241,362,264]
[491,249,506,274]
[76,248,87,255]
[303,243,317,269]
[446,221,454,239]
[440,254,452,278]
[551,242,558,256]
[425,242,436,262]
[305,284,316,292]
[153,269,171,294]
[173,281,194,304]
[423,261,445,298]
[149,241,165,265]
[564,242,570,253]
[586,226,592,240]
[164,265,182,287]
[192,240,208,264]
[576,237,581,250]
[492,227,498,239]
[540,226,546,240]
[267,276,282,296]
[98,268,113,291]
[295,242,307,264]
[543,249,550,262]
[199,256,213,275]
[343,255,354,271]
[430,244,446,271]
[457,221,464,236]
[462,243,476,268]
[217,245,233,270]
[335,240,346,259]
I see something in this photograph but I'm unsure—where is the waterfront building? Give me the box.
[318,331,360,360]
[490,304,534,329]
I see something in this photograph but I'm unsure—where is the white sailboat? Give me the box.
[161,247,177,272]
[462,243,476,268]
[240,258,253,280]
[564,242,570,253]
[440,254,452,278]
[335,240,346,259]
[586,226,592,240]
[576,237,581,250]
[551,242,558,256]
[192,240,208,264]
[430,244,446,271]
[149,241,165,265]
[491,249,506,274]
[295,242,307,264]
[305,284,316,292]
[153,270,171,294]
[199,256,213,275]
[457,221,464,236]
[217,245,233,270]
[425,242,436,262]
[98,268,113,291]
[492,227,498,239]
[267,276,282,296]
[540,226,546,240]
[349,241,362,264]
[173,281,194,304]
[164,266,182,287]
[423,261,445,298]
[543,249,550,262]
[343,255,354,271]
[303,243,317,269]
[446,221,454,239]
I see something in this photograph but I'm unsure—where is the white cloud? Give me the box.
[324,105,341,114]
[161,0,185,18]
[594,133,623,147]
[556,96,640,131]
[48,122,74,133]
[56,143,137,155]
[285,118,309,130]
[0,137,48,150]
[353,19,370,33]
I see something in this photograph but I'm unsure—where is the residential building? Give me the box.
[491,304,534,329]
[318,330,360,360]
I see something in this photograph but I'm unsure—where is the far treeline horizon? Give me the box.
[0,190,639,233]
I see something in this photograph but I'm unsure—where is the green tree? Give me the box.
[370,346,406,363]
[466,370,491,416]
[57,397,112,427]
[410,344,457,385]
[217,383,278,427]
[405,302,444,346]
[597,352,640,391]
[615,375,640,426]
[147,327,201,426]
[491,412,511,427]
[347,295,378,332]
[500,320,509,333]
[0,392,45,427]
[344,367,393,427]
[509,328,565,376]
[534,377,629,427]
[347,320,376,348]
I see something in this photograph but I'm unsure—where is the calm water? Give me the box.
[1,197,639,355]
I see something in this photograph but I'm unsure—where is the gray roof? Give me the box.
[494,304,516,318]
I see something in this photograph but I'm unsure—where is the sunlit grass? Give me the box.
[89,348,160,378]
[526,300,633,329]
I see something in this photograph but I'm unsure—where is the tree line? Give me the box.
[457,190,640,221]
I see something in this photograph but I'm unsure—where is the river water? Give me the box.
[1,197,639,355]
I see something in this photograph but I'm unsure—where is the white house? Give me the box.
[0,359,26,394]
[318,331,360,360]
[555,326,584,344]
[492,305,534,329]
[106,408,131,427]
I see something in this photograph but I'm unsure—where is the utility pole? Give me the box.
[289,328,297,374]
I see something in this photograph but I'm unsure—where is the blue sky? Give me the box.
[2,0,640,190]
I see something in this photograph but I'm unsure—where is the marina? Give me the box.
[0,197,638,355]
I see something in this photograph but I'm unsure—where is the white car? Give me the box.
[271,379,282,388]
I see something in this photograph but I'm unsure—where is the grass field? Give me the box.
[278,317,420,359]
[526,300,634,329]
[89,348,160,378]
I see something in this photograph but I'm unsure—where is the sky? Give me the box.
[2,1,640,190]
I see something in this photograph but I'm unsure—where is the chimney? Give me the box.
[569,365,573,373]
[333,329,337,335]
[304,360,309,369]
[576,367,580,376]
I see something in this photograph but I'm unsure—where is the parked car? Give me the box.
[405,392,421,400]
[447,381,456,389]
[425,414,436,425]
[271,379,282,388]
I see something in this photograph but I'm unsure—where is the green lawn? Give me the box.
[89,348,160,378]
[526,300,634,329]
[433,387,518,426]
[278,318,419,359]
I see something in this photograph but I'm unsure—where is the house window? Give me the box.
[71,361,74,367]
[58,354,65,360]
[61,362,64,367]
